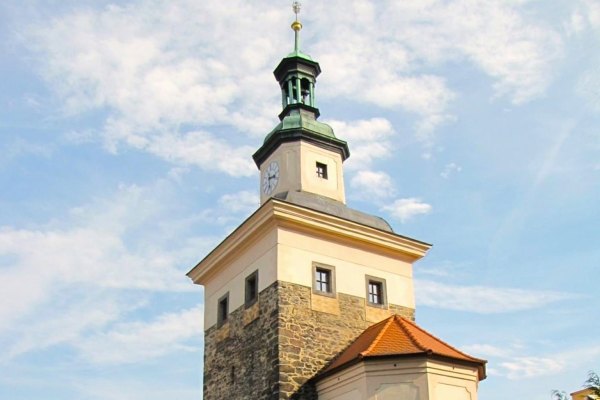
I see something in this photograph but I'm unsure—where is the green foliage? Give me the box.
[584,371,600,397]
[553,370,599,399]
[552,389,569,400]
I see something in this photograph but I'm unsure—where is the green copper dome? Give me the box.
[264,109,335,144]
[285,49,314,62]
[252,7,350,167]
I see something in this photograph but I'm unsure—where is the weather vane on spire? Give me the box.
[292,1,301,20]
[291,1,303,52]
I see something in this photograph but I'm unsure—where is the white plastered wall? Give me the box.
[277,227,415,308]
[317,358,479,400]
[203,214,420,329]
[300,141,345,203]
[203,228,278,329]
[259,141,345,204]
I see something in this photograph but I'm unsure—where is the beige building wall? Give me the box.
[278,227,416,309]
[317,358,479,400]
[259,141,346,204]
[203,228,278,329]
[203,222,418,329]
[195,200,429,330]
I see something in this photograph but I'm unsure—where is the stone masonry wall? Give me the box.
[203,281,280,400]
[203,281,414,400]
[278,281,414,399]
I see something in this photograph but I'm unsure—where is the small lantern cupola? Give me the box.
[275,2,320,120]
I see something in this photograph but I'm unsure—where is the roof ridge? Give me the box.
[400,316,483,362]
[360,316,395,356]
[395,315,427,352]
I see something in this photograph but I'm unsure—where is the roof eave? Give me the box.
[315,352,487,382]
[187,198,431,285]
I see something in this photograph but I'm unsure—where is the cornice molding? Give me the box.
[187,199,431,285]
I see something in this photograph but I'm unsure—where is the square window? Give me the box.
[313,263,336,297]
[316,162,328,179]
[365,276,387,307]
[245,270,259,307]
[218,293,229,326]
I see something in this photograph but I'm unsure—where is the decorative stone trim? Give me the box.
[215,322,231,343]
[310,292,340,315]
[366,305,392,323]
[243,301,260,326]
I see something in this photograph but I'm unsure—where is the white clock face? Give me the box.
[262,161,280,195]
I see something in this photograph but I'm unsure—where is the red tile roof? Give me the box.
[321,315,486,380]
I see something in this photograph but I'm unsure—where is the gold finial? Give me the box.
[291,1,302,31]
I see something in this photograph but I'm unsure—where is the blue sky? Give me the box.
[1,0,598,399]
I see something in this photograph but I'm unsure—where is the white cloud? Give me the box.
[565,9,586,36]
[326,118,396,170]
[581,0,600,29]
[142,131,256,177]
[73,377,198,400]
[24,0,284,176]
[2,294,134,360]
[461,343,600,380]
[499,356,565,379]
[576,65,600,112]
[2,138,54,163]
[351,170,395,199]
[21,0,563,165]
[0,178,223,360]
[381,198,432,222]
[415,280,575,314]
[311,0,562,144]
[440,162,462,179]
[219,190,259,214]
[76,306,203,364]
[461,343,511,358]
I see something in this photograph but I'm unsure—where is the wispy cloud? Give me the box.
[462,343,600,380]
[350,170,396,200]
[21,0,564,169]
[76,306,203,364]
[416,279,576,314]
[440,162,462,179]
[381,198,432,223]
[499,356,565,379]
[219,190,259,214]
[73,376,199,400]
[23,0,283,176]
[326,118,396,170]
[313,0,562,146]
[0,177,228,360]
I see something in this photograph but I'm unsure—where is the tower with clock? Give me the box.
[253,34,349,206]
[187,4,486,400]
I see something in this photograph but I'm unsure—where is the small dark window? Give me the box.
[245,270,259,307]
[315,268,331,293]
[218,293,229,326]
[316,162,328,179]
[366,276,387,307]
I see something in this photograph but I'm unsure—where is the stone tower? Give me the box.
[187,6,446,400]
